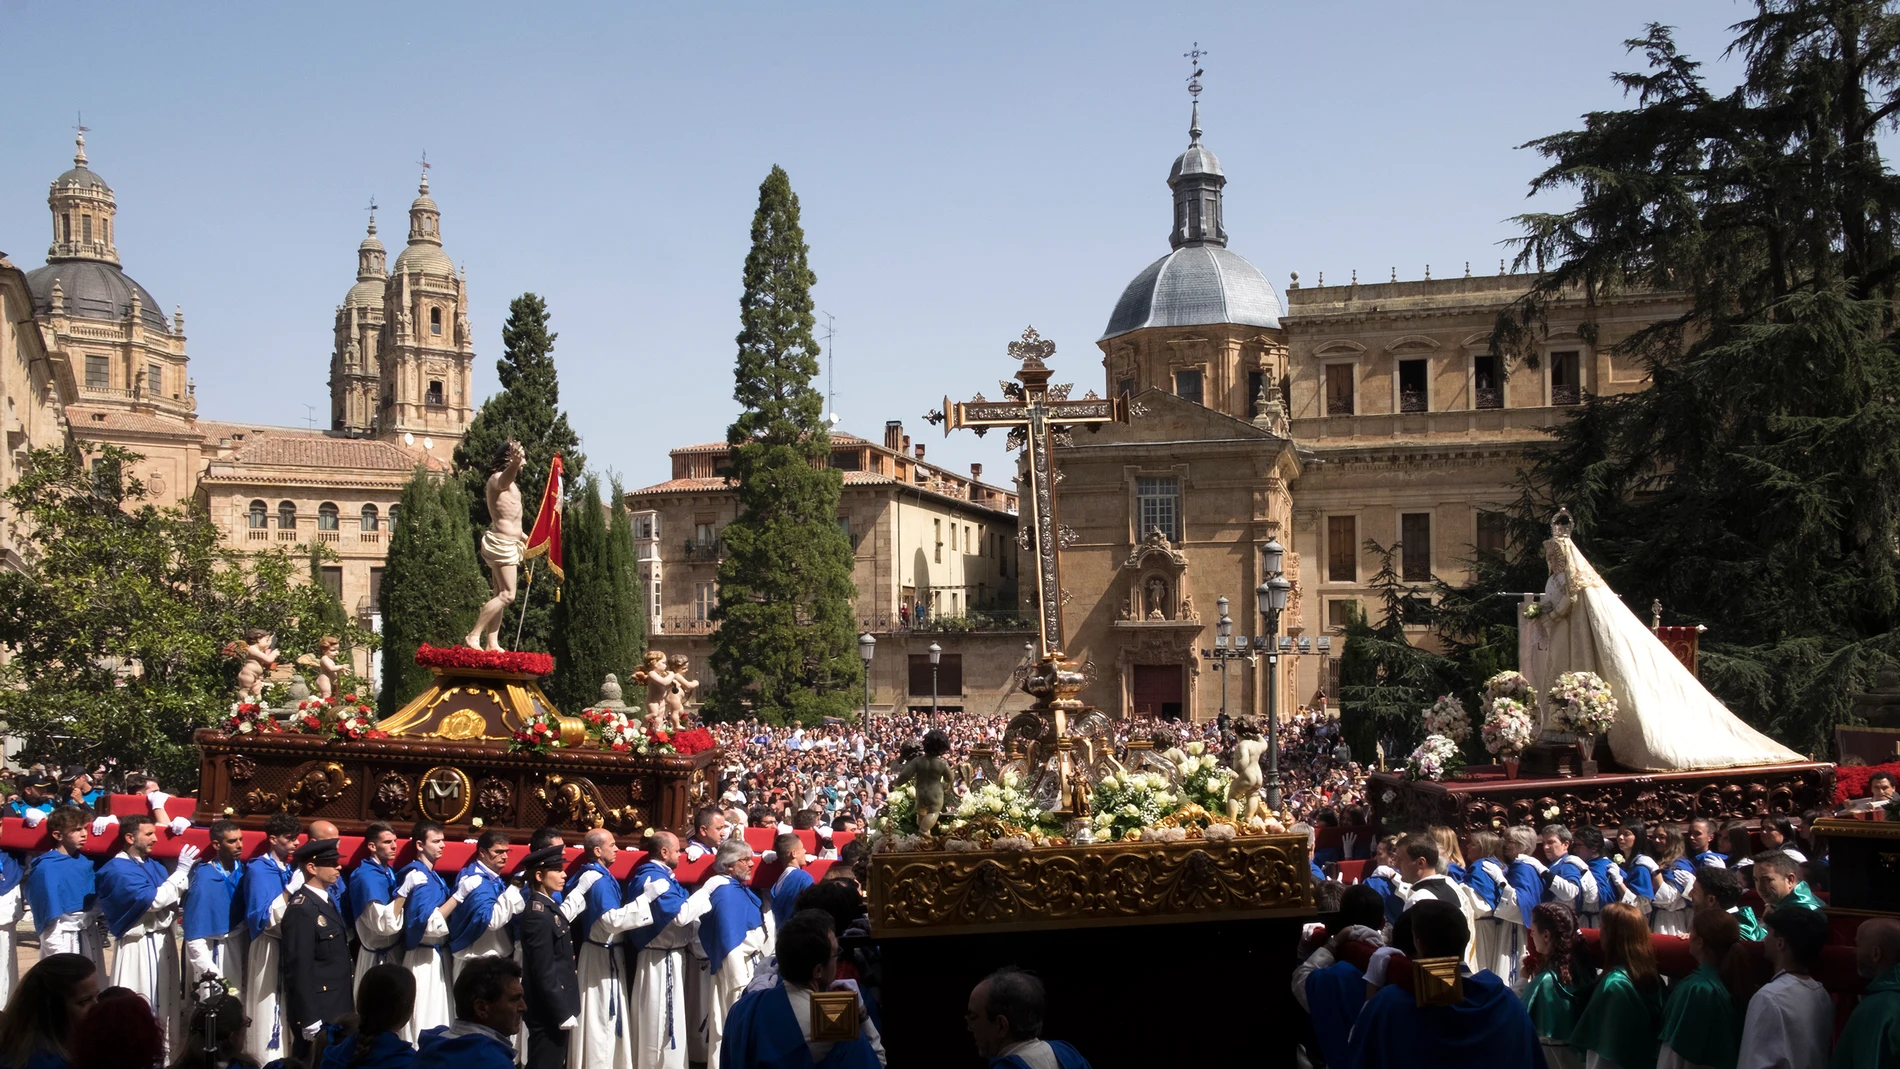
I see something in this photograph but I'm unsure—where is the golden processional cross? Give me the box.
[927,327,1129,816]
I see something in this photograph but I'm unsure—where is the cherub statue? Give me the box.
[663,654,699,730]
[1225,718,1270,823]
[632,650,676,731]
[893,729,952,835]
[233,629,277,703]
[312,636,342,700]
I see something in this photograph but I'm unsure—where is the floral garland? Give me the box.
[415,644,555,676]
[1089,769,1179,842]
[1165,742,1235,812]
[581,708,678,756]
[1482,696,1537,758]
[877,782,920,837]
[285,694,385,742]
[510,706,568,755]
[222,701,276,736]
[1405,734,1465,781]
[1482,671,1533,716]
[1422,694,1470,743]
[1549,670,1617,737]
[668,727,717,756]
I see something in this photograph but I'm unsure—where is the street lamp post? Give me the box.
[1199,595,1245,725]
[858,633,876,720]
[928,641,942,716]
[1255,538,1291,811]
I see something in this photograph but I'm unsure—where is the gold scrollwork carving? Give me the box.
[537,774,607,830]
[285,762,353,815]
[429,708,490,741]
[868,835,1310,936]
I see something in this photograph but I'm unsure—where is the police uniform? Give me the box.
[515,845,579,1069]
[281,839,353,1059]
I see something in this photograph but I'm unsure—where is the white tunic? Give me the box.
[106,852,192,1054]
[398,905,455,1045]
[631,873,713,1069]
[1738,972,1832,1069]
[691,875,776,1069]
[241,874,294,1065]
[569,872,654,1069]
[353,894,406,992]
[0,882,24,1007]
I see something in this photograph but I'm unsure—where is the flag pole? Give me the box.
[511,560,534,651]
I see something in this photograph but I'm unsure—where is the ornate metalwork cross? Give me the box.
[927,327,1127,660]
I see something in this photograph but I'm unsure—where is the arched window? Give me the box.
[278,501,297,530]
[318,503,340,531]
[248,500,267,529]
[430,307,442,335]
[387,504,400,531]
[361,504,379,531]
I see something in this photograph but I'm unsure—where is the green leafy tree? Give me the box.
[607,477,647,676]
[707,166,860,724]
[0,445,374,788]
[378,468,485,713]
[1337,541,1454,765]
[550,477,621,711]
[1456,4,1900,753]
[452,293,585,654]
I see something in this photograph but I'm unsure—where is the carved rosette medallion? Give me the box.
[227,755,258,783]
[374,772,413,819]
[475,777,516,824]
[418,766,474,824]
[868,835,1310,936]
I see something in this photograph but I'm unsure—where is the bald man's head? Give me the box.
[584,828,614,850]
[1857,918,1900,980]
[309,820,340,841]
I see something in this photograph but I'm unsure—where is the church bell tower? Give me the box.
[376,167,474,447]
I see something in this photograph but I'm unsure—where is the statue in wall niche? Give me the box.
[664,654,699,730]
[230,629,277,703]
[1120,595,1135,621]
[633,650,677,731]
[1180,593,1195,621]
[396,308,410,337]
[1145,575,1168,619]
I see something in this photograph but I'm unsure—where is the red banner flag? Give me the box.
[523,454,564,590]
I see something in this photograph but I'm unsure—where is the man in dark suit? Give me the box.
[515,844,578,1069]
[282,837,353,1060]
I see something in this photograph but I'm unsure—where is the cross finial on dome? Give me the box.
[417,151,430,194]
[73,112,89,167]
[1183,43,1208,144]
[366,196,378,234]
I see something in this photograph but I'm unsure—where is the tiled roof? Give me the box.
[626,476,734,495]
[67,406,202,438]
[229,434,425,471]
[671,431,870,456]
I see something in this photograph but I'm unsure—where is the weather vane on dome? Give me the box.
[417,150,430,172]
[1184,42,1207,100]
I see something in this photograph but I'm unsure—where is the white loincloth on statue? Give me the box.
[481,531,525,568]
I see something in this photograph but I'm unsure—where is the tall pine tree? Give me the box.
[707,166,860,724]
[608,477,647,678]
[452,293,584,654]
[1443,4,1900,753]
[378,468,485,712]
[550,476,620,711]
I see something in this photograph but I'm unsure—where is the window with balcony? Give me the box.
[278,502,297,530]
[318,503,340,531]
[1248,370,1267,414]
[694,581,717,622]
[1551,350,1581,405]
[1327,515,1357,582]
[82,215,92,243]
[1476,510,1510,555]
[1136,476,1182,542]
[1325,364,1354,415]
[60,213,70,243]
[85,355,108,391]
[1174,369,1203,406]
[426,380,445,406]
[1400,512,1432,581]
[387,505,400,531]
[248,500,268,529]
[1399,359,1428,413]
[1474,355,1503,409]
[369,567,384,613]
[361,504,379,531]
[1117,377,1135,399]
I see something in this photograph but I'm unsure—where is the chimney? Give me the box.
[971,462,983,479]
[914,443,926,460]
[901,434,911,454]
[884,420,903,450]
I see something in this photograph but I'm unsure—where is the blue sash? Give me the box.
[699,879,764,975]
[627,862,687,953]
[771,867,814,929]
[1506,860,1544,920]
[184,859,244,941]
[1621,857,1656,900]
[445,864,504,954]
[243,854,293,940]
[1465,859,1503,910]
[25,849,94,935]
[717,982,882,1069]
[0,851,23,896]
[97,855,167,939]
[400,861,449,952]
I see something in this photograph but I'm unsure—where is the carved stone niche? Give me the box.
[1122,528,1193,622]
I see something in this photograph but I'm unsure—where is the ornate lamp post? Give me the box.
[1255,538,1291,810]
[928,641,942,716]
[858,633,876,720]
[1199,595,1245,723]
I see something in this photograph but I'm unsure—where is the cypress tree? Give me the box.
[378,468,485,712]
[607,477,647,676]
[452,293,584,654]
[550,476,619,711]
[707,166,860,724]
[1338,542,1453,765]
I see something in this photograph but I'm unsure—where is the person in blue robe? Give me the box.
[346,831,403,973]
[1346,900,1546,1069]
[719,909,883,1069]
[25,807,100,962]
[413,956,529,1069]
[182,821,247,981]
[625,835,705,1069]
[444,832,521,960]
[769,833,815,930]
[1361,852,1408,928]
[966,966,1090,1069]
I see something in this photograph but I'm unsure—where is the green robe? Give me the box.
[1659,962,1739,1069]
[1523,968,1585,1062]
[1784,881,1824,911]
[1735,905,1766,941]
[1835,965,1900,1069]
[1570,966,1664,1069]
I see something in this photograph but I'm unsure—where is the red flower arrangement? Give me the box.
[1834,760,1900,805]
[415,644,554,676]
[668,727,716,756]
[284,694,387,743]
[510,708,567,755]
[223,701,276,736]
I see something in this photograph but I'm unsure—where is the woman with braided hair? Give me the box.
[1521,902,1594,1069]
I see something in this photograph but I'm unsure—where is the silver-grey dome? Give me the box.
[1101,244,1281,339]
[54,166,110,192]
[26,261,169,331]
[1169,142,1222,182]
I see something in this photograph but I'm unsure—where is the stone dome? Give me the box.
[343,278,385,309]
[1101,244,1282,339]
[392,241,453,275]
[54,165,110,193]
[26,260,169,332]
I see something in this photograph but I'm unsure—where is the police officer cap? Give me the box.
[513,844,566,877]
[292,838,341,866]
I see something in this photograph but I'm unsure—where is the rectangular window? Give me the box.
[907,653,964,698]
[1327,598,1357,630]
[1551,350,1581,405]
[1398,359,1428,412]
[829,451,861,471]
[949,523,957,552]
[1248,370,1267,414]
[694,581,717,622]
[1174,369,1203,406]
[82,216,92,243]
[85,355,109,390]
[1325,364,1354,415]
[964,525,971,553]
[1476,511,1510,555]
[1135,476,1182,542]
[369,567,384,612]
[837,516,852,547]
[934,519,942,562]
[425,380,445,406]
[1327,515,1357,582]
[1474,355,1502,409]
[1400,513,1432,581]
[319,566,343,602]
[1117,377,1135,399]
[146,363,162,396]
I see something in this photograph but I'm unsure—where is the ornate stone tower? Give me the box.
[376,169,473,447]
[330,210,386,434]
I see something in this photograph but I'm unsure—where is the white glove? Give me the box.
[302,1021,323,1040]
[759,850,778,865]
[453,871,486,902]
[567,870,600,900]
[168,817,191,836]
[145,790,173,812]
[641,878,668,902]
[559,1016,579,1031]
[91,814,119,837]
[21,809,44,828]
[398,869,428,897]
[1365,946,1405,990]
[175,844,201,871]
[287,869,305,893]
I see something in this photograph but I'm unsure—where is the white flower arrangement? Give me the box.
[877,783,921,837]
[1167,741,1236,812]
[1422,694,1471,743]
[1481,671,1534,716]
[949,769,1048,832]
[1089,769,1179,841]
[943,838,983,852]
[1548,670,1618,737]
[1404,733,1464,781]
[1482,696,1537,758]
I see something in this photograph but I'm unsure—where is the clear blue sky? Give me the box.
[0,2,1750,490]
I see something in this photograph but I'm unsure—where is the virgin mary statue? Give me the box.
[1520,510,1801,771]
